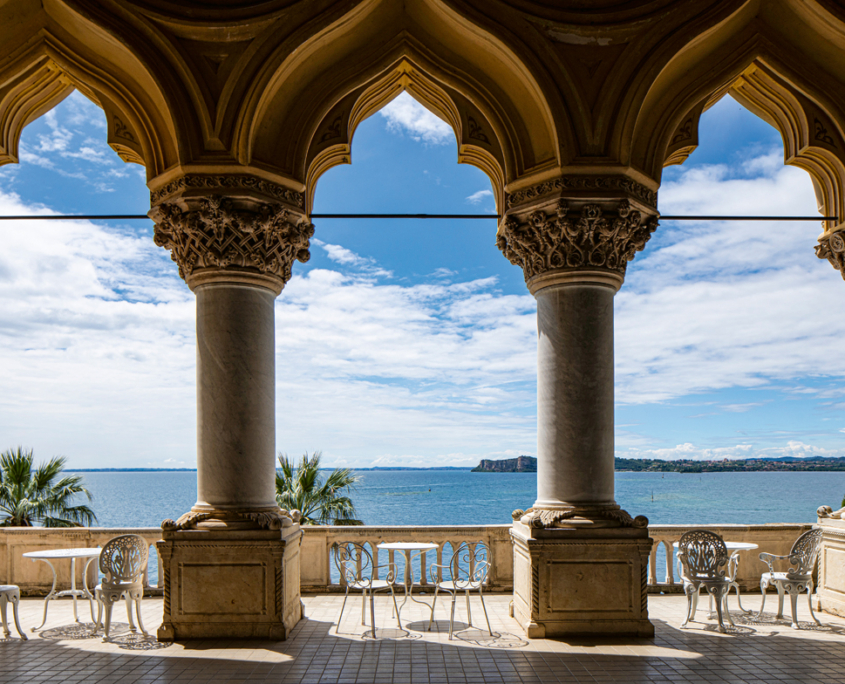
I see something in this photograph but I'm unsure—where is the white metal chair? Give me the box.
[678,530,734,633]
[92,534,149,641]
[758,527,823,629]
[333,542,402,638]
[427,542,493,640]
[0,585,27,639]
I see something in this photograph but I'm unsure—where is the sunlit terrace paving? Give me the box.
[3,593,845,683]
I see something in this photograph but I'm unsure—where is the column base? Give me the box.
[156,522,302,641]
[511,521,654,638]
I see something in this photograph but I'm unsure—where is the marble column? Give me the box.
[497,180,658,637]
[149,177,313,639]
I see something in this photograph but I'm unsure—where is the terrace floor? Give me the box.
[2,593,845,683]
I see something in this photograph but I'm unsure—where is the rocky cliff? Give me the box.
[471,456,537,472]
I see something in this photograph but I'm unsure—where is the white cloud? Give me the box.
[619,443,754,461]
[466,189,493,205]
[380,92,454,145]
[615,152,843,404]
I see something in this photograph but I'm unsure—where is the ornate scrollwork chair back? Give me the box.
[677,530,734,633]
[93,534,150,641]
[100,534,148,584]
[785,528,823,580]
[427,542,494,640]
[331,542,401,638]
[678,531,728,582]
[758,528,823,629]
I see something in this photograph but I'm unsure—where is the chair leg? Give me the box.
[465,591,473,629]
[788,586,800,630]
[478,591,493,636]
[681,586,695,628]
[125,594,137,632]
[732,582,749,613]
[0,594,9,638]
[807,581,821,625]
[135,599,148,637]
[759,579,768,617]
[389,586,402,630]
[102,596,115,641]
[369,591,377,638]
[336,588,350,633]
[427,587,439,632]
[361,588,367,625]
[776,583,785,619]
[10,594,26,640]
[713,589,727,633]
[449,594,457,640]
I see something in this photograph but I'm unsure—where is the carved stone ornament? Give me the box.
[815,230,845,280]
[506,176,657,210]
[512,506,648,529]
[818,505,845,519]
[152,196,314,287]
[497,199,657,281]
[150,174,304,208]
[162,508,300,531]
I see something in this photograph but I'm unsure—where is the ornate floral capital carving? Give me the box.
[151,196,314,292]
[162,507,297,531]
[497,199,658,286]
[816,230,845,280]
[512,505,648,529]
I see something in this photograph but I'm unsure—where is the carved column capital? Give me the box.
[816,229,845,280]
[497,197,658,293]
[150,188,313,295]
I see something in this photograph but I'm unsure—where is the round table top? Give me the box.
[377,542,439,551]
[672,541,758,551]
[22,548,101,560]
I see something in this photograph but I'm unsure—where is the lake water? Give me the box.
[69,469,845,528]
[67,469,845,585]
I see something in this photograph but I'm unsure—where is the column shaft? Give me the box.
[194,282,277,511]
[535,282,616,509]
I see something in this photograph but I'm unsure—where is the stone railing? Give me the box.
[647,523,814,592]
[1,522,814,596]
[299,525,514,592]
[0,527,162,596]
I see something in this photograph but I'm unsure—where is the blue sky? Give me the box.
[0,91,842,468]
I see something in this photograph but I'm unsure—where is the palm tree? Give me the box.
[0,447,97,527]
[275,451,362,525]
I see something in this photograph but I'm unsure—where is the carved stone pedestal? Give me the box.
[157,523,302,641]
[811,514,845,617]
[511,521,654,638]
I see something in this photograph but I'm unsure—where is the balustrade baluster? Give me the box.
[664,542,675,585]
[648,544,658,585]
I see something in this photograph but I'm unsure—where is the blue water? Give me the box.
[70,469,845,528]
[67,469,845,586]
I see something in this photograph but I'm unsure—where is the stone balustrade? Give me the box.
[0,523,815,596]
[647,523,814,592]
[299,525,514,592]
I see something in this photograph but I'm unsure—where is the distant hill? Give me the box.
[472,456,537,472]
[615,456,845,472]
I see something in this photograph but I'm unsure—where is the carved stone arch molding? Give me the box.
[303,59,507,214]
[628,0,845,278]
[239,0,563,197]
[0,1,180,179]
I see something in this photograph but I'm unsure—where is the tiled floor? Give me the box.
[2,592,845,683]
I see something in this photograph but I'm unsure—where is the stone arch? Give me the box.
[302,60,506,214]
[0,3,181,179]
[238,0,562,208]
[630,4,845,239]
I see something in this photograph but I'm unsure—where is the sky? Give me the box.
[0,90,843,468]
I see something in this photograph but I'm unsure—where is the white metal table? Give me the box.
[22,548,101,630]
[377,542,438,618]
[674,540,758,617]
